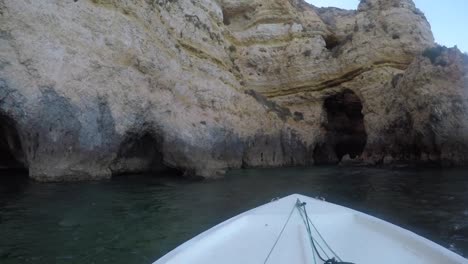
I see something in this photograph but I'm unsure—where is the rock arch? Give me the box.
[110,131,179,176]
[314,89,367,164]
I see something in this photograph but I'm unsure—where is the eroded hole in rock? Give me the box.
[222,10,231,25]
[0,113,27,172]
[324,34,340,50]
[110,132,180,176]
[315,90,367,164]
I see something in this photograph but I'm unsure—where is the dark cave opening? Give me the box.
[315,90,367,164]
[111,132,180,176]
[324,34,340,50]
[0,113,27,173]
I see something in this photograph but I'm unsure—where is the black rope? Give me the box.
[296,199,356,264]
[304,207,343,262]
[297,207,330,261]
[297,201,329,262]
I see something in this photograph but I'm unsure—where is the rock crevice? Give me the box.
[0,111,26,170]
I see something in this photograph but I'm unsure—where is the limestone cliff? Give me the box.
[0,0,466,181]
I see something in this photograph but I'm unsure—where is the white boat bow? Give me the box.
[154,194,468,264]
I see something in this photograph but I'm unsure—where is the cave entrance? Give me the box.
[0,113,27,172]
[110,132,180,176]
[316,90,367,163]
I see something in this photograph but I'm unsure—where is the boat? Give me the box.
[153,194,468,264]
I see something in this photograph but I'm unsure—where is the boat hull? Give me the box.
[154,194,468,264]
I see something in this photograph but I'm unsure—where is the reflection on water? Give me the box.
[1,167,468,263]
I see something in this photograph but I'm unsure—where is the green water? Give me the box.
[1,167,468,263]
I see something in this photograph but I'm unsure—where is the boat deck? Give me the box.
[155,194,468,264]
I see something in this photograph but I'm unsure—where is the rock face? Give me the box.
[0,0,466,181]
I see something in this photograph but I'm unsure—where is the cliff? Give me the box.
[0,0,466,181]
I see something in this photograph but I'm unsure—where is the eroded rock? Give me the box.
[0,0,466,181]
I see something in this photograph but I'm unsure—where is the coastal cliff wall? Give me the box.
[0,0,466,181]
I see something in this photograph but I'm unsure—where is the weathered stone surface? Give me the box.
[366,47,468,165]
[0,0,466,181]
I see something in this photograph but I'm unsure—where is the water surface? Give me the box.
[1,167,468,263]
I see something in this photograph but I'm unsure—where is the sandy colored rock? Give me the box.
[0,0,466,181]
